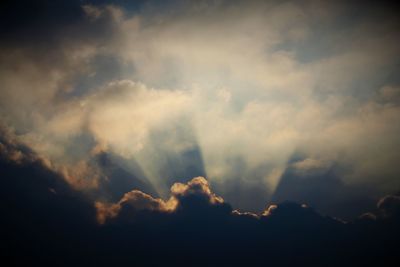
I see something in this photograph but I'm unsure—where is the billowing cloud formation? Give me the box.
[1,0,400,219]
[1,139,400,266]
[96,176,227,224]
[95,189,172,224]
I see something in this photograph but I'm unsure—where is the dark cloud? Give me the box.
[91,178,400,266]
[376,194,400,220]
[1,132,400,266]
[0,128,97,266]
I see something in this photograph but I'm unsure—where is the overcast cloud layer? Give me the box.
[1,0,400,218]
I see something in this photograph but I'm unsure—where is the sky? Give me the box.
[1,1,400,265]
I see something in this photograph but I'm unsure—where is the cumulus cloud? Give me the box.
[95,189,171,224]
[171,176,224,205]
[96,176,229,223]
[2,133,400,266]
[96,174,348,228]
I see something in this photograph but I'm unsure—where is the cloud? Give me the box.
[86,80,192,156]
[2,132,400,266]
[96,176,229,224]
[0,127,97,265]
[376,195,400,219]
[171,177,224,205]
[104,0,400,204]
[1,0,400,224]
[2,1,400,266]
[95,189,171,224]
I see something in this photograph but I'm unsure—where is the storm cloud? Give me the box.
[1,136,400,266]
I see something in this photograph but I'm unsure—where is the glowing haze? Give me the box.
[1,0,400,217]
